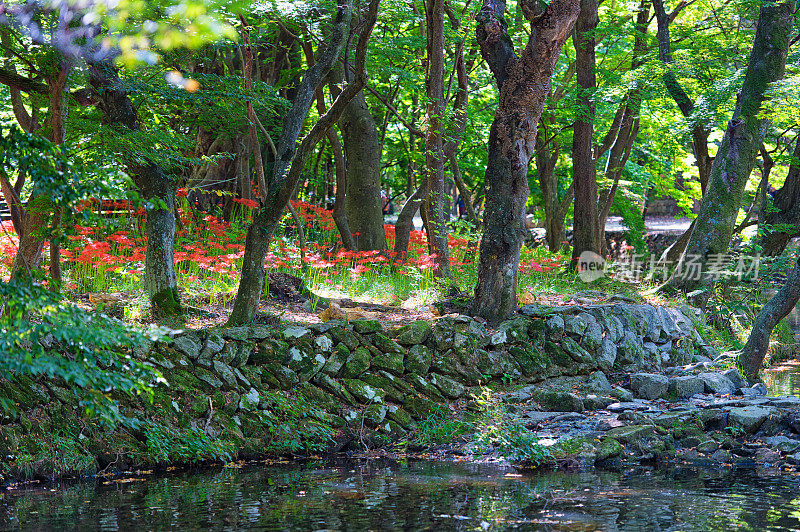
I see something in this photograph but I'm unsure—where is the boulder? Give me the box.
[340,347,371,378]
[429,373,466,399]
[698,372,736,395]
[727,405,776,434]
[405,345,432,375]
[546,315,565,339]
[395,321,432,346]
[583,371,613,394]
[353,320,383,334]
[595,438,624,461]
[668,375,705,399]
[722,368,748,391]
[172,331,203,359]
[630,373,669,400]
[532,389,584,412]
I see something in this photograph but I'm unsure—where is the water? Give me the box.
[3,459,800,530]
[764,361,800,397]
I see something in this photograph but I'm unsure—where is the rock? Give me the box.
[251,339,288,365]
[199,333,225,363]
[583,371,613,394]
[216,342,236,365]
[561,337,593,363]
[396,321,432,345]
[770,396,800,408]
[429,373,466,399]
[374,334,405,355]
[194,367,223,390]
[788,412,800,434]
[172,331,203,359]
[231,342,254,367]
[386,405,414,428]
[342,379,384,404]
[596,418,626,431]
[764,435,800,453]
[314,335,334,353]
[322,344,350,376]
[371,351,405,376]
[532,389,584,412]
[722,368,748,391]
[521,411,561,427]
[564,314,588,336]
[340,347,371,378]
[609,386,634,402]
[582,322,603,352]
[313,374,356,404]
[607,401,651,413]
[503,389,533,404]
[405,345,432,375]
[546,315,565,339]
[754,447,781,464]
[352,320,383,334]
[728,406,776,434]
[584,395,615,410]
[604,425,658,444]
[239,388,260,411]
[595,438,624,461]
[362,404,388,426]
[668,375,705,399]
[710,449,732,463]
[286,347,326,382]
[630,373,669,400]
[696,440,719,453]
[282,325,310,339]
[697,372,736,395]
[598,337,617,372]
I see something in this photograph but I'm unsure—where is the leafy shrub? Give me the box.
[411,405,470,447]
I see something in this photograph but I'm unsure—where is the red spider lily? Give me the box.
[233,197,259,209]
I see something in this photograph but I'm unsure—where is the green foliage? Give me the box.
[144,422,233,464]
[0,279,166,424]
[257,391,336,454]
[411,405,470,447]
[470,388,550,466]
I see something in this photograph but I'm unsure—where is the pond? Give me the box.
[764,361,800,397]
[3,459,800,530]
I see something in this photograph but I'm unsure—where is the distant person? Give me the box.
[456,195,465,218]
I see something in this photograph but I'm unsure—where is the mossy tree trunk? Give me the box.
[472,0,580,324]
[570,0,600,265]
[760,136,800,256]
[88,61,182,316]
[739,247,800,382]
[670,0,795,295]
[340,90,387,251]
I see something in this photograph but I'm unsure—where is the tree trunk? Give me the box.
[760,135,800,256]
[88,61,182,315]
[473,0,580,324]
[393,183,425,260]
[229,0,379,326]
[739,247,800,382]
[536,128,569,252]
[340,90,387,251]
[423,0,451,277]
[570,0,601,265]
[671,0,795,295]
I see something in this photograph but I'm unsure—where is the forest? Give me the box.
[2,0,800,526]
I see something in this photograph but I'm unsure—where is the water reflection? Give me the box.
[764,361,800,397]
[2,460,800,530]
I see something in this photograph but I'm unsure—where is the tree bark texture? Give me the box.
[88,61,182,315]
[394,183,426,259]
[570,0,601,264]
[473,0,580,324]
[424,0,452,277]
[739,247,800,382]
[672,0,795,294]
[761,136,800,256]
[340,90,387,251]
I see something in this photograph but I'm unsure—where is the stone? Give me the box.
[583,371,613,394]
[231,342,254,367]
[216,342,237,365]
[582,322,603,352]
[710,449,732,463]
[595,438,624,461]
[342,379,384,404]
[722,368,748,391]
[239,387,260,411]
[609,386,634,402]
[362,404,389,426]
[604,425,658,444]
[282,325,310,339]
[340,347,371,378]
[251,339,289,365]
[561,337,593,363]
[330,327,360,350]
[395,321,432,345]
[668,375,705,399]
[313,374,356,404]
[502,389,533,404]
[286,347,326,382]
[770,396,800,408]
[429,373,466,399]
[728,406,776,434]
[352,320,383,334]
[532,389,584,412]
[564,314,588,336]
[172,331,203,359]
[788,412,800,434]
[233,368,251,388]
[754,447,781,464]
[584,395,615,410]
[522,411,561,427]
[371,352,405,376]
[698,372,736,395]
[314,335,334,353]
[598,337,617,372]
[194,367,223,390]
[630,373,669,400]
[386,405,415,428]
[406,345,432,375]
[762,435,800,453]
[546,315,565,339]
[607,401,650,413]
[322,344,350,376]
[696,440,719,453]
[374,334,405,355]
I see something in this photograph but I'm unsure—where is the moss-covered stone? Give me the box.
[330,327,360,350]
[363,404,388,427]
[396,321,432,346]
[596,438,623,461]
[531,389,584,412]
[386,405,414,428]
[406,345,432,375]
[371,352,405,376]
[193,367,223,390]
[251,339,289,365]
[341,347,371,378]
[322,344,350,376]
[544,341,573,367]
[353,320,383,334]
[313,374,357,405]
[374,334,405,355]
[342,379,385,404]
[429,373,466,399]
[286,347,326,382]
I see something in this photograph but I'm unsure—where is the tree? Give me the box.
[760,134,800,256]
[228,0,380,326]
[670,0,796,296]
[570,0,601,264]
[472,0,580,323]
